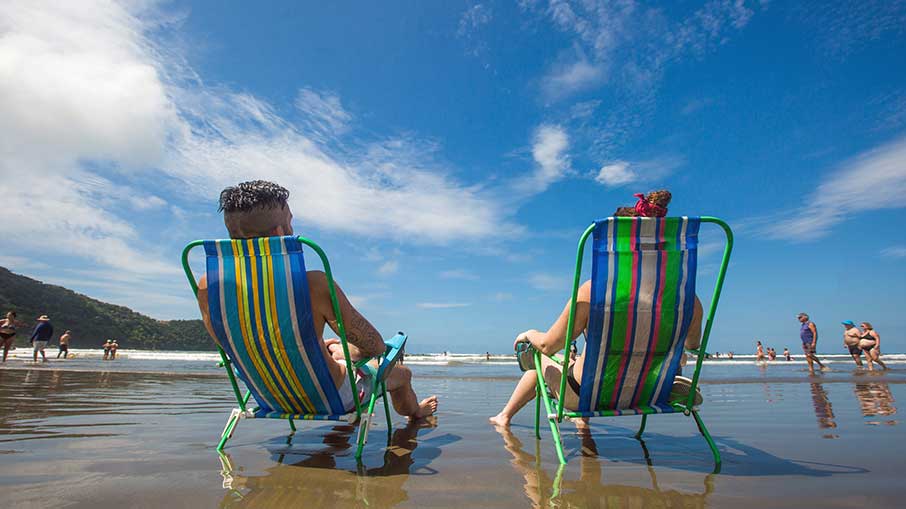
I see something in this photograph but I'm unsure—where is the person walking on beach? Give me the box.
[102,339,112,360]
[841,320,863,367]
[110,340,119,360]
[57,330,71,359]
[783,347,791,361]
[30,315,53,363]
[756,341,766,362]
[1,311,27,362]
[195,180,437,420]
[797,313,825,374]
[859,322,887,371]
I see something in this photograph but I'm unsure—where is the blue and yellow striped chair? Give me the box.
[182,235,405,457]
[533,217,732,467]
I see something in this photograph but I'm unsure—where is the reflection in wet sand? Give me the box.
[809,383,838,438]
[854,382,898,426]
[219,420,454,508]
[498,430,713,508]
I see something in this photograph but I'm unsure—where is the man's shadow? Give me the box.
[217,420,460,507]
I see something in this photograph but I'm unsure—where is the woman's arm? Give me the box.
[872,330,881,349]
[520,281,591,356]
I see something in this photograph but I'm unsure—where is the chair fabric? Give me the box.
[203,236,348,419]
[576,217,700,415]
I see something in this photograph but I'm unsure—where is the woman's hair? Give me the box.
[861,322,873,330]
[6,311,15,317]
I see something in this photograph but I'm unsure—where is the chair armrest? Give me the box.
[377,332,407,382]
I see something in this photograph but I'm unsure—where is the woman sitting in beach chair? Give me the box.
[490,191,732,466]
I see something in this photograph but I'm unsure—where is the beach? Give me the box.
[1,354,905,508]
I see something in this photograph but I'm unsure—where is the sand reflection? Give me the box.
[218,420,452,508]
[498,429,713,508]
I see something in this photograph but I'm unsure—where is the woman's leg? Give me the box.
[863,349,875,371]
[1,339,11,362]
[490,370,539,427]
[871,349,888,370]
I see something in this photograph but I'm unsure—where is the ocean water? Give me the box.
[5,348,906,382]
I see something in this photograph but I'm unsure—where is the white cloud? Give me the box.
[377,260,399,276]
[0,256,50,271]
[541,58,604,100]
[880,246,906,258]
[762,136,906,241]
[0,0,522,317]
[416,302,472,309]
[595,161,636,186]
[440,269,479,280]
[594,156,683,187]
[458,3,493,37]
[529,273,568,291]
[492,292,513,301]
[517,124,570,193]
[295,87,352,137]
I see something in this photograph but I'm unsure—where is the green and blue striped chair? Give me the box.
[182,235,406,457]
[533,216,732,466]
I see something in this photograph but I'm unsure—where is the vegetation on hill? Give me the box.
[0,267,213,351]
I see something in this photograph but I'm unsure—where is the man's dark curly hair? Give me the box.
[219,180,290,213]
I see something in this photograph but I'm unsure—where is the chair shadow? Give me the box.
[217,420,461,507]
[549,421,868,477]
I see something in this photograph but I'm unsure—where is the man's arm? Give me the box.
[313,273,384,359]
[810,322,818,347]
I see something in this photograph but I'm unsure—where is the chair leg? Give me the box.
[537,380,566,464]
[355,391,379,459]
[288,418,296,432]
[217,410,241,452]
[381,381,393,437]
[635,414,647,439]
[691,409,721,469]
[534,384,542,439]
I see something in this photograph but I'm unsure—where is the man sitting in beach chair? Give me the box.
[194,181,438,421]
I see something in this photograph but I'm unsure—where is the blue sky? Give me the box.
[1,1,904,354]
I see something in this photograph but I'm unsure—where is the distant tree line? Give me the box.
[0,267,213,351]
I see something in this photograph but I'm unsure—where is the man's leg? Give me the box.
[804,346,814,373]
[40,345,47,362]
[383,364,437,419]
[33,344,38,362]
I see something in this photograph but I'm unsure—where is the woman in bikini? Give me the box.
[859,322,887,371]
[1,311,26,362]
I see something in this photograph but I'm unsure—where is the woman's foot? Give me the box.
[411,395,438,420]
[488,413,511,428]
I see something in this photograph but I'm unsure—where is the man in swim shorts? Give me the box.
[841,320,863,367]
[57,330,71,359]
[797,313,825,374]
[195,180,437,420]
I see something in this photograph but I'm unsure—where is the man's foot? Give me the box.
[411,395,438,420]
[488,413,511,428]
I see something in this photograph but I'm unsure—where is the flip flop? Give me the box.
[669,375,703,407]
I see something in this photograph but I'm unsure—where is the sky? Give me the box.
[1,1,904,354]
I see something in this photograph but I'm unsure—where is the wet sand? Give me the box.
[1,365,904,508]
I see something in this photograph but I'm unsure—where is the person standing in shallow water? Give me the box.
[30,315,53,363]
[1,311,26,362]
[797,313,825,374]
[57,330,71,359]
[841,320,863,367]
[859,322,887,371]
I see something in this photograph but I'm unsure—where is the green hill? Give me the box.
[0,267,213,351]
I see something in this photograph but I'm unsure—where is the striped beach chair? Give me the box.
[532,216,732,466]
[182,235,406,458]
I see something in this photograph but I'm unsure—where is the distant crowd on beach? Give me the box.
[0,310,122,363]
[751,313,887,374]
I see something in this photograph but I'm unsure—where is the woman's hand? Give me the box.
[513,330,538,350]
